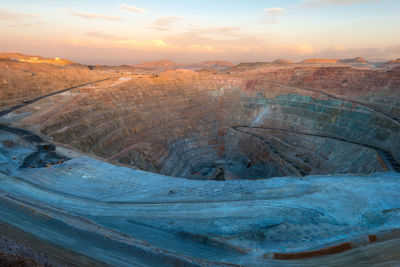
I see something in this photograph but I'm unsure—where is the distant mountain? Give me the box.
[301,58,339,64]
[131,60,234,71]
[301,57,369,65]
[132,60,177,71]
[0,52,76,66]
[273,59,294,64]
[191,60,235,70]
[381,58,400,70]
[339,57,368,64]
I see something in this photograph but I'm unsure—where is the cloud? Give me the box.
[17,13,41,18]
[153,16,181,26]
[8,21,45,27]
[264,7,285,15]
[58,8,121,21]
[149,16,182,31]
[260,7,285,24]
[86,31,121,40]
[290,43,315,54]
[164,30,266,51]
[385,45,400,56]
[303,0,382,7]
[69,12,121,21]
[179,26,243,39]
[84,31,169,48]
[331,45,346,51]
[57,8,74,13]
[196,26,241,35]
[0,9,18,20]
[148,26,172,32]
[120,4,148,13]
[314,44,400,60]
[117,39,168,48]
[0,8,41,20]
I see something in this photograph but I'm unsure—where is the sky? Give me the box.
[0,0,399,65]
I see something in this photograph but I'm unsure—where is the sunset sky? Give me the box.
[0,0,399,65]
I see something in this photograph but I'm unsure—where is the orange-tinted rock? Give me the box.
[0,52,76,66]
[301,58,339,64]
[132,59,234,71]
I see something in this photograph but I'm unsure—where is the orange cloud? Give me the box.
[58,34,227,55]
[292,43,315,54]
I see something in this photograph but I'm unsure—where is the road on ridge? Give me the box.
[0,78,110,117]
[232,126,400,172]
[257,80,400,125]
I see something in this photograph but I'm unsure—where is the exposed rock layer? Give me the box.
[6,62,399,180]
[0,60,113,110]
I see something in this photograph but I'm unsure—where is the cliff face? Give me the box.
[4,61,398,180]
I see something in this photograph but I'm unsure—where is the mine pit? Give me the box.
[13,68,396,180]
[1,52,400,266]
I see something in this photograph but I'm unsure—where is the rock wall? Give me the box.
[9,66,400,179]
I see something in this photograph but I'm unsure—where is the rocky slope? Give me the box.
[3,59,399,180]
[0,52,76,66]
[132,59,234,71]
[382,58,400,70]
[0,59,124,110]
[301,57,369,65]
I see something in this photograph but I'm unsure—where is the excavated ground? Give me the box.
[1,60,400,266]
[4,64,399,180]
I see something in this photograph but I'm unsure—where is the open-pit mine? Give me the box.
[1,53,400,266]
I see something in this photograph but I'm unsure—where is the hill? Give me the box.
[0,52,76,66]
